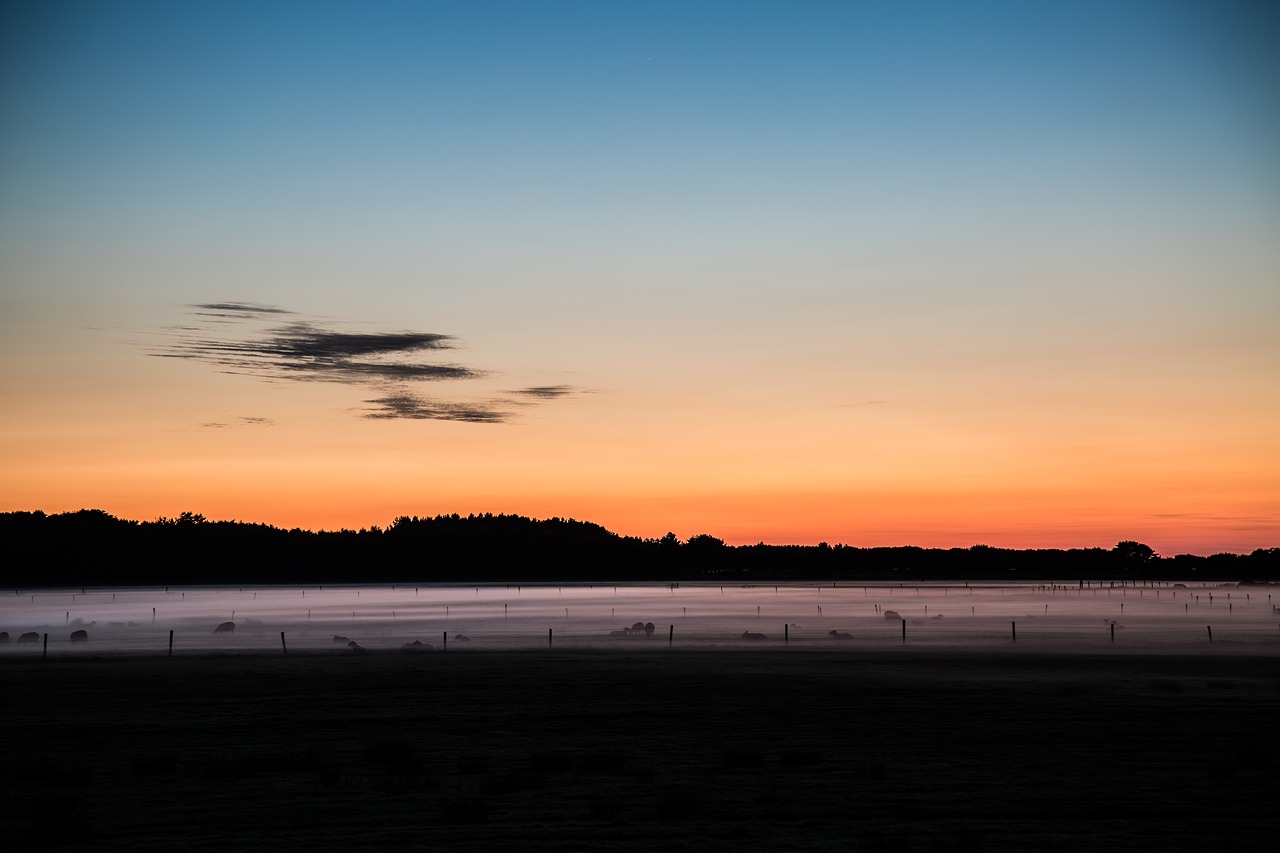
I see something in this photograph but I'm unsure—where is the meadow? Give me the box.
[1,649,1275,851]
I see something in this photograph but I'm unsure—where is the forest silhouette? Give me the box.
[3,509,1276,587]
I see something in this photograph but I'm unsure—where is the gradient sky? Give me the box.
[2,1,1277,554]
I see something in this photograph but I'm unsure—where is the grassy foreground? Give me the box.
[1,650,1276,852]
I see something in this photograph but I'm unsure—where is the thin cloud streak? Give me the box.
[193,302,294,317]
[511,385,576,399]
[200,416,276,430]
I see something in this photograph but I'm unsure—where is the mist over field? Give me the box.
[5,581,1276,657]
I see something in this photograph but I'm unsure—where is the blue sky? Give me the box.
[2,1,1277,550]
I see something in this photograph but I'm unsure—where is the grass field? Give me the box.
[1,650,1276,851]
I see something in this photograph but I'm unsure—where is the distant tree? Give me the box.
[1113,541,1157,563]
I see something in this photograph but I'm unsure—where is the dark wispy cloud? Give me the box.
[157,303,583,423]
[193,302,293,318]
[157,312,481,384]
[363,393,507,423]
[510,385,576,399]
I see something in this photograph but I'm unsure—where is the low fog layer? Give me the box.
[3,582,1276,656]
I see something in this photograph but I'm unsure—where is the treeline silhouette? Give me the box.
[2,509,1277,587]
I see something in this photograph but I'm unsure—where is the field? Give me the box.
[1,650,1276,851]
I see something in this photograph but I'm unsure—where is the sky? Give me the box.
[1,0,1277,555]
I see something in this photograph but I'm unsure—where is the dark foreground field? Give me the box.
[2,650,1276,852]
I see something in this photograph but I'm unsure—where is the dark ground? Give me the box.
[1,650,1276,852]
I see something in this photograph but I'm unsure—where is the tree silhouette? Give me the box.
[1114,540,1157,564]
[0,510,1274,586]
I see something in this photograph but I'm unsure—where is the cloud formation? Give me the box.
[159,315,478,384]
[362,393,508,423]
[156,303,580,423]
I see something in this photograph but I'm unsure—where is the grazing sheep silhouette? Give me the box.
[453,634,471,642]
[741,631,768,641]
[400,640,433,652]
[828,630,853,640]
[18,631,39,643]
[213,621,235,634]
[70,629,88,643]
[347,640,366,654]
[332,635,350,643]
[611,622,655,637]
[0,631,8,643]
[883,611,902,621]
